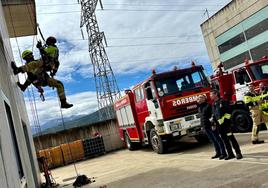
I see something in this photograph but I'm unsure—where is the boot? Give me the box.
[252,140,264,144]
[224,154,235,160]
[219,154,227,160]
[17,82,27,91]
[11,61,22,75]
[236,153,243,160]
[211,153,221,159]
[60,99,73,109]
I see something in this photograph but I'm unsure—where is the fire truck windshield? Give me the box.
[155,70,209,96]
[250,61,268,80]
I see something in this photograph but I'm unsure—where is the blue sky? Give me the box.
[10,0,231,127]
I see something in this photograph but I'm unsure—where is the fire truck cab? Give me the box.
[114,64,210,154]
[211,56,268,132]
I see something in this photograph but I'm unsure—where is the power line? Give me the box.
[38,8,217,15]
[110,55,208,64]
[107,41,203,48]
[59,34,202,41]
[36,3,224,7]
[63,41,204,50]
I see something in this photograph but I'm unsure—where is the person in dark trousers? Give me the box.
[210,90,243,160]
[197,94,227,159]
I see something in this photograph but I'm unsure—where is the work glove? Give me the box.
[36,41,42,49]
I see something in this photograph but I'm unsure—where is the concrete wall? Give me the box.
[201,0,268,71]
[34,120,125,153]
[0,1,40,188]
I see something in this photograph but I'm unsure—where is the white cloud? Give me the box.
[10,0,231,126]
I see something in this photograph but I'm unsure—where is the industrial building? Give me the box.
[201,0,268,71]
[0,0,40,187]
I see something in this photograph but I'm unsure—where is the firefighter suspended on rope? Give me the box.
[36,36,60,77]
[11,50,73,109]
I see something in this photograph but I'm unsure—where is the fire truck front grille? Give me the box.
[171,108,198,119]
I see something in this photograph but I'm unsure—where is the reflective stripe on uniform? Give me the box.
[244,95,260,104]
[263,111,268,115]
[260,92,268,111]
[260,101,268,110]
[227,132,233,136]
[218,113,231,125]
[261,92,268,100]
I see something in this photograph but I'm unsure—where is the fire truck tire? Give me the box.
[232,110,252,133]
[124,132,140,151]
[150,129,167,154]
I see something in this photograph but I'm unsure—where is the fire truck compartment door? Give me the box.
[234,83,248,101]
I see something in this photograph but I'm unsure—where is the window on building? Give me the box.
[218,33,246,54]
[4,102,24,179]
[245,18,268,40]
[22,121,38,185]
[251,41,268,61]
[222,51,251,70]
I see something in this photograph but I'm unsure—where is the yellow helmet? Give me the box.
[21,50,32,60]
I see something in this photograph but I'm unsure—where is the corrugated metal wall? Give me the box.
[34,119,125,153]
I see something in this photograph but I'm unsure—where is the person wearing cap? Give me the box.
[244,83,264,144]
[210,89,243,160]
[197,94,227,159]
[11,50,73,109]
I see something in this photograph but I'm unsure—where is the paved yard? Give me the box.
[49,131,268,188]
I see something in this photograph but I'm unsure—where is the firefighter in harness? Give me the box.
[244,83,264,144]
[17,36,60,92]
[210,89,243,160]
[11,50,73,109]
[36,36,60,77]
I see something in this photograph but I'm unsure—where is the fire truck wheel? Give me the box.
[124,132,139,151]
[232,110,252,133]
[150,129,167,154]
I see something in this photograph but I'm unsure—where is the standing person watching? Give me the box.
[259,82,268,130]
[210,90,243,160]
[197,95,227,159]
[244,83,264,144]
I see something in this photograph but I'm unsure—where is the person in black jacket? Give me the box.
[210,89,243,160]
[197,94,227,159]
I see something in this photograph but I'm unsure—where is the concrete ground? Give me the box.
[49,131,268,188]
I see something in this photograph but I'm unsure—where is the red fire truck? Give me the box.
[114,64,210,154]
[211,56,268,132]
